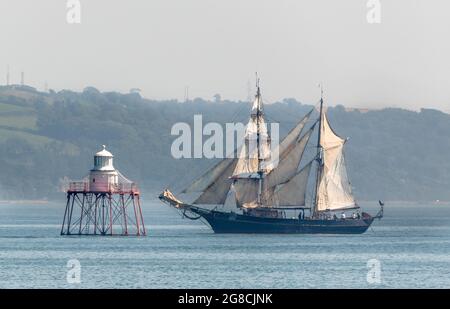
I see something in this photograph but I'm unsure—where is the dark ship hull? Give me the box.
[182,205,376,234]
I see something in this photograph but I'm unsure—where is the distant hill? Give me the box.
[0,85,449,202]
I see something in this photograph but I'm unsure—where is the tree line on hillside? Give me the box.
[0,86,449,201]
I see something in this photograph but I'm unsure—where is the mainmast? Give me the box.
[313,86,324,217]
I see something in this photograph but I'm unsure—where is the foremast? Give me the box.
[255,76,264,207]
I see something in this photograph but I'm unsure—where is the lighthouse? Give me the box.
[61,145,146,236]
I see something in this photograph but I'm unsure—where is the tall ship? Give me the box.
[160,80,383,234]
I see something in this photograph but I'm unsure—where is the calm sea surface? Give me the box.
[0,199,449,288]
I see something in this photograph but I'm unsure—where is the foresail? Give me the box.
[193,158,238,205]
[182,157,236,193]
[316,112,356,211]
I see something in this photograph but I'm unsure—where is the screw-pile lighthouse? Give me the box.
[61,146,146,236]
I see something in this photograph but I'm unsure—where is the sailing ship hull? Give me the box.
[190,208,374,234]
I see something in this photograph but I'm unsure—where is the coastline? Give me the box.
[0,200,49,205]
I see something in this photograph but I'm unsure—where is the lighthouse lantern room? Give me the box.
[61,146,146,236]
[89,145,119,192]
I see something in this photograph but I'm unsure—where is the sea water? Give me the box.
[0,200,449,288]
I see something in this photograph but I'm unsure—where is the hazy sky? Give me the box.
[1,0,449,110]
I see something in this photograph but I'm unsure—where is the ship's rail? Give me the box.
[66,181,140,194]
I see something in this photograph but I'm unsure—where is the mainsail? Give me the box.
[315,107,356,212]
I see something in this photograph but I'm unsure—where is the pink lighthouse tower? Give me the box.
[61,145,146,236]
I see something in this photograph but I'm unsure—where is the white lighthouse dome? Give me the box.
[95,146,113,157]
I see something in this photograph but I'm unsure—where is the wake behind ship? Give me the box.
[160,80,383,234]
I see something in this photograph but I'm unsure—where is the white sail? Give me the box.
[233,91,271,177]
[234,179,260,208]
[239,124,314,208]
[233,116,271,176]
[262,109,312,172]
[316,112,356,211]
[232,88,272,208]
[273,161,312,206]
[219,183,241,213]
[264,125,314,189]
[182,157,236,193]
[193,158,238,205]
[277,109,313,157]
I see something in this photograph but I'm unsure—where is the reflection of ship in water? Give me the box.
[160,81,383,234]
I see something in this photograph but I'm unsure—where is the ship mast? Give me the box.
[255,75,263,206]
[313,85,324,217]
